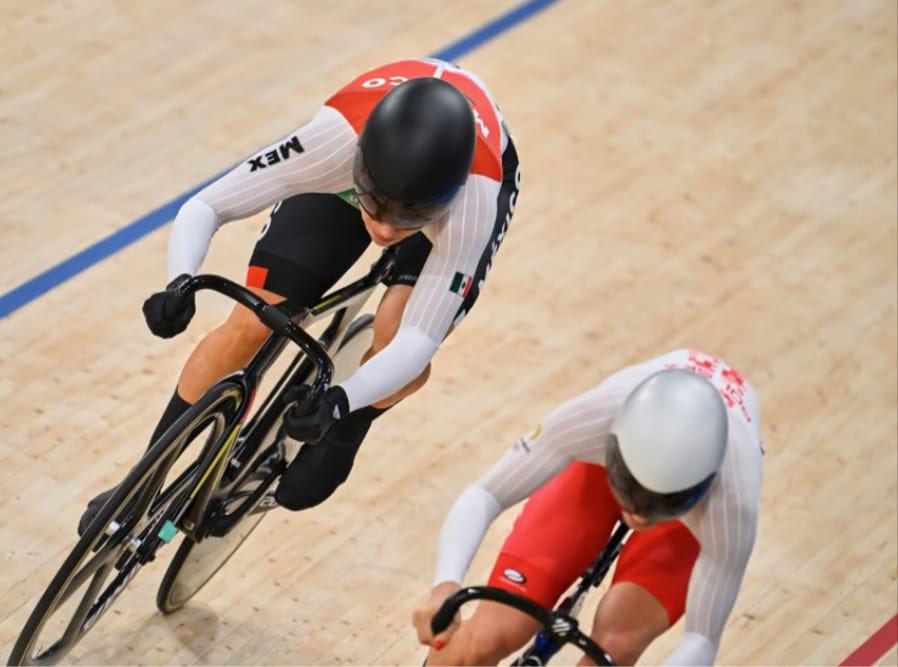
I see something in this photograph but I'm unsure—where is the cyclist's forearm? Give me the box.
[167,198,220,280]
[433,484,503,585]
[339,326,438,411]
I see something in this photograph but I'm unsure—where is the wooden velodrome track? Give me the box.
[1,0,895,664]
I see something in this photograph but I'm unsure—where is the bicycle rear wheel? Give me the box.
[155,314,375,614]
[9,382,243,666]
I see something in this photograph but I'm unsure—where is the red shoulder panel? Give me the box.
[325,60,503,182]
[441,70,503,181]
[325,60,439,134]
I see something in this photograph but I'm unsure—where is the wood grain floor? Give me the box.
[0,1,895,664]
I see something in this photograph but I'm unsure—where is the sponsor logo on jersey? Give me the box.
[514,424,543,454]
[247,135,305,171]
[525,423,542,441]
[336,189,360,209]
[472,106,490,139]
[513,423,541,453]
[670,350,754,423]
[551,617,573,635]
[502,568,527,584]
[450,272,474,297]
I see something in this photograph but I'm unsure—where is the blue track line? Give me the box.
[434,0,558,61]
[0,0,559,320]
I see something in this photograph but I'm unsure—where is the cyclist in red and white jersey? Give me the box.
[80,58,520,530]
[413,349,763,666]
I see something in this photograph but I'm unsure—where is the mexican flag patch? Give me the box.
[450,272,474,297]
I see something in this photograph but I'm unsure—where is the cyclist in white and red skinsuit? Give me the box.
[79,58,521,532]
[413,349,763,666]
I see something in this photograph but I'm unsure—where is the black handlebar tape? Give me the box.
[430,602,459,636]
[258,304,293,334]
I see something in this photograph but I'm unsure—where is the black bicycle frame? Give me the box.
[432,522,631,666]
[145,248,397,546]
[514,521,630,665]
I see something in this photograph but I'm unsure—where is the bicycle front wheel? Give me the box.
[155,313,375,614]
[9,382,243,666]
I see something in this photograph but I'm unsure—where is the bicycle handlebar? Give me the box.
[176,274,334,399]
[432,587,614,666]
[431,587,552,634]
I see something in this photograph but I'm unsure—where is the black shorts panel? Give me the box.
[247,194,370,306]
[381,232,433,288]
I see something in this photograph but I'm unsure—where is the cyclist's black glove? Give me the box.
[142,274,196,339]
[284,385,350,443]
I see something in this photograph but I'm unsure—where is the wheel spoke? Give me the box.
[81,558,142,634]
[61,563,111,644]
[12,384,245,665]
[152,461,200,512]
[53,548,115,610]
[29,562,112,663]
[155,319,377,614]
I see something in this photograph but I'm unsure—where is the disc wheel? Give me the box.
[8,382,243,666]
[155,314,375,614]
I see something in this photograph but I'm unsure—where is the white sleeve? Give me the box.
[433,484,503,585]
[479,379,630,507]
[430,382,628,585]
[667,425,762,666]
[338,175,498,411]
[166,105,356,280]
[338,327,438,411]
[167,198,219,281]
[665,634,718,666]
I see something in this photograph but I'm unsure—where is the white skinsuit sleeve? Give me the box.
[434,484,503,585]
[338,175,498,410]
[665,425,762,666]
[165,105,356,280]
[431,383,626,585]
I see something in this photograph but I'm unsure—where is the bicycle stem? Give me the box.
[515,523,629,664]
[433,524,631,666]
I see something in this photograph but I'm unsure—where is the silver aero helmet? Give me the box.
[353,77,476,229]
[606,369,728,523]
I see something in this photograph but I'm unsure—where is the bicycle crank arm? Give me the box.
[206,457,286,538]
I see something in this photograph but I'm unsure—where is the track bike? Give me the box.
[431,522,631,666]
[9,248,398,666]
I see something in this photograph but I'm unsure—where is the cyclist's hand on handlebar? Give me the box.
[283,385,349,443]
[412,581,461,649]
[142,274,196,339]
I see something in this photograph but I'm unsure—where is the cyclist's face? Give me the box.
[609,485,660,532]
[360,206,420,247]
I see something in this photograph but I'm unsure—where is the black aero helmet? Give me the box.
[353,77,476,228]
